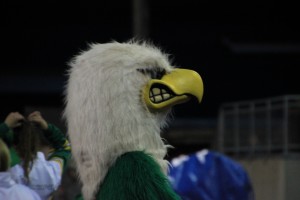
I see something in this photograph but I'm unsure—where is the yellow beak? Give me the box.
[143,68,204,111]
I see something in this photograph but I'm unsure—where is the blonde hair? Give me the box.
[0,139,10,171]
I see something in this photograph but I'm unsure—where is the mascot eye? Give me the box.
[137,67,166,79]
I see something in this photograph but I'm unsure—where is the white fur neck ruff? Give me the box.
[64,41,174,200]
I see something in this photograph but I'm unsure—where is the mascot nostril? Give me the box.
[64,40,204,200]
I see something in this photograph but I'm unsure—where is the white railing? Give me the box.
[218,95,300,155]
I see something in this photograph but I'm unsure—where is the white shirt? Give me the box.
[0,172,41,200]
[9,152,62,200]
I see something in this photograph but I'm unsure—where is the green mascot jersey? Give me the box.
[76,151,181,200]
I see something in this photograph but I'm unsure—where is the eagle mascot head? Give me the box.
[64,40,204,200]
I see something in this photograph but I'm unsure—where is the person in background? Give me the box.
[0,111,71,200]
[0,138,41,200]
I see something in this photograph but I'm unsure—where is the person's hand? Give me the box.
[4,112,25,128]
[27,111,48,130]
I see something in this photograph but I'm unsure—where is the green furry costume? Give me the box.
[97,151,180,200]
[77,151,180,200]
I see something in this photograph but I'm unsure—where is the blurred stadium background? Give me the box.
[2,1,300,199]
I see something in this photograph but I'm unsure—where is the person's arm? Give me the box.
[28,111,71,172]
[0,123,21,166]
[0,112,24,145]
[0,112,24,166]
[44,123,71,172]
[0,122,13,144]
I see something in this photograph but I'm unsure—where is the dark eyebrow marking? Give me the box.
[137,67,166,79]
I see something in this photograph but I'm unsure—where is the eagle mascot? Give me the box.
[64,40,204,200]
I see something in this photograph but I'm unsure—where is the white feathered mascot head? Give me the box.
[64,40,203,200]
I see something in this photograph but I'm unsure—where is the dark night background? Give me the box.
[1,0,300,120]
